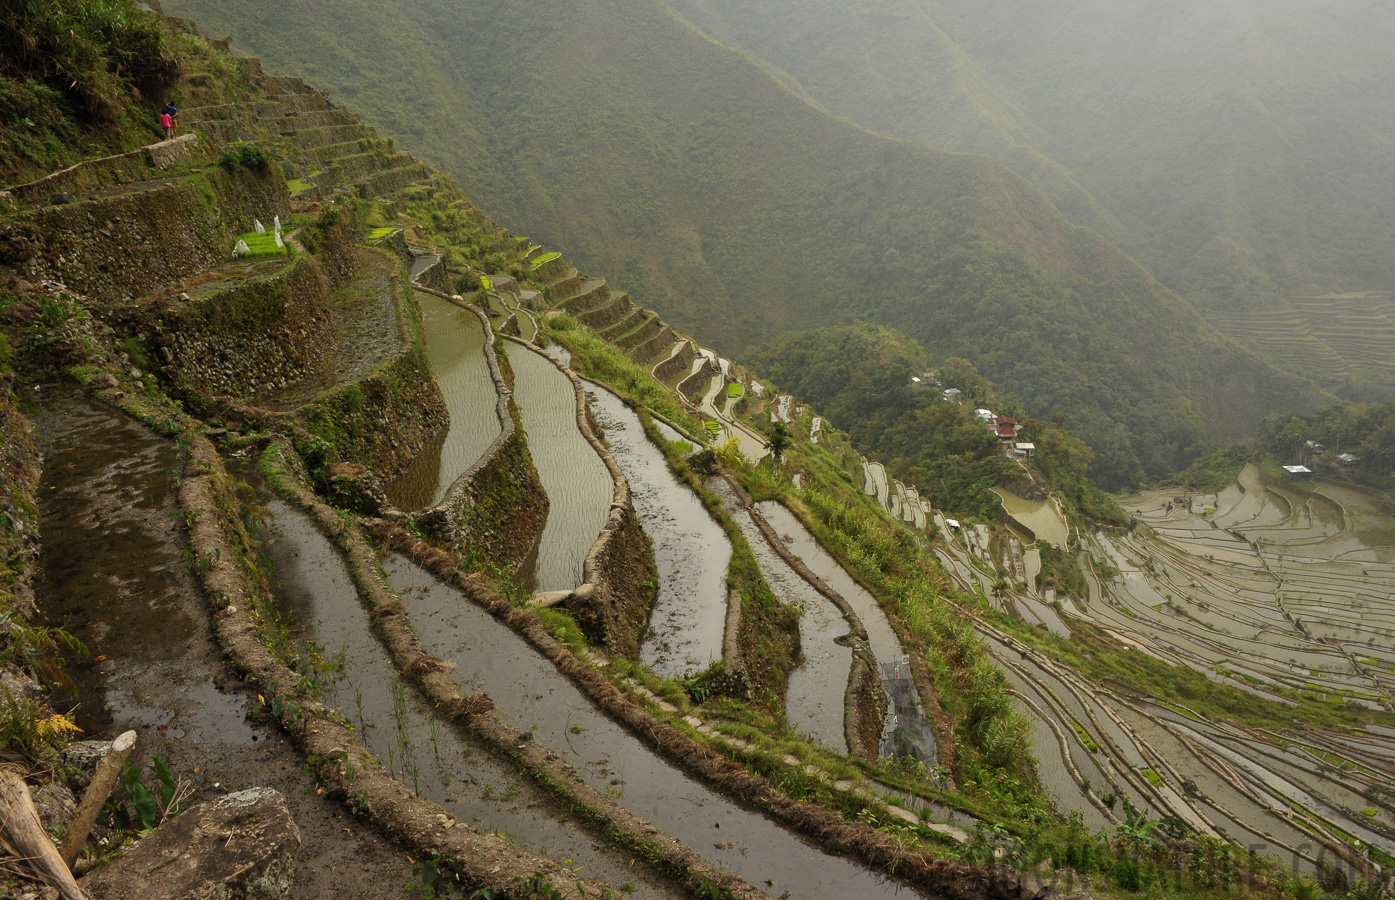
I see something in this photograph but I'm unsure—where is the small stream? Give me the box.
[255,492,681,899]
[385,558,928,899]
[506,342,612,592]
[755,503,937,766]
[587,385,731,678]
[708,479,850,751]
[384,292,501,511]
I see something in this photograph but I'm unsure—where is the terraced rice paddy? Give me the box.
[587,385,733,678]
[709,478,851,751]
[757,503,938,765]
[384,293,500,511]
[507,342,613,592]
[383,559,933,899]
[991,488,1069,548]
[258,498,681,899]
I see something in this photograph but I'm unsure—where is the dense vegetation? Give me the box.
[0,0,180,178]
[160,0,1326,490]
[750,323,1127,523]
[1258,400,1395,499]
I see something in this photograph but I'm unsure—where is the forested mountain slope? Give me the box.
[162,0,1326,487]
[663,0,1129,247]
[923,0,1395,313]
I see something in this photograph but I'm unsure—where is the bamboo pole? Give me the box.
[59,730,135,871]
[0,766,87,900]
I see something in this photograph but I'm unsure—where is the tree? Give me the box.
[768,421,791,461]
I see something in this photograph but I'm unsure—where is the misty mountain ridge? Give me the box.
[162,0,1354,487]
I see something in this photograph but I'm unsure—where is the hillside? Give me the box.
[159,0,1329,488]
[923,0,1395,314]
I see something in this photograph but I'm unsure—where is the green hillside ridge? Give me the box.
[662,0,1131,248]
[921,0,1395,313]
[161,0,1328,490]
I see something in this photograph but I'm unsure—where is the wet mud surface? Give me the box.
[254,492,680,898]
[385,557,922,899]
[587,385,731,678]
[33,392,411,900]
[707,479,849,751]
[756,503,937,766]
[506,343,612,592]
[384,293,500,511]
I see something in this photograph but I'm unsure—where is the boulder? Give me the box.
[79,787,301,900]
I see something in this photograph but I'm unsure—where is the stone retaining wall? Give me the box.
[0,165,289,307]
[652,339,697,383]
[0,378,41,618]
[146,256,335,399]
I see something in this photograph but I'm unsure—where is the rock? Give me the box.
[178,292,191,302]
[31,782,77,836]
[49,193,77,206]
[93,372,118,389]
[78,787,301,900]
[62,740,114,793]
[1019,870,1047,900]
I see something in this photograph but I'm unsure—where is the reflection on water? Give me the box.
[588,385,731,677]
[384,293,500,510]
[508,344,612,592]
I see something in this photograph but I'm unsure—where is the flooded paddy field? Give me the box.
[708,478,851,751]
[756,502,938,766]
[507,342,613,592]
[384,558,933,899]
[587,385,732,678]
[256,495,682,899]
[32,393,425,897]
[384,292,501,511]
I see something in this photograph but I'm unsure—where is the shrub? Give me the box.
[218,142,271,172]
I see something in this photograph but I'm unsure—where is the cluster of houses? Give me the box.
[911,372,1037,459]
[1305,440,1360,468]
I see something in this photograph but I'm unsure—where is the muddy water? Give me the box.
[507,343,612,592]
[587,385,731,677]
[991,489,1068,548]
[34,394,418,898]
[385,558,926,899]
[384,293,501,511]
[756,503,937,767]
[257,495,680,899]
[709,479,850,751]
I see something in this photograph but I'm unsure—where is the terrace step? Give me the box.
[616,312,664,350]
[544,268,582,303]
[652,340,697,385]
[558,279,610,314]
[630,324,676,364]
[578,295,635,331]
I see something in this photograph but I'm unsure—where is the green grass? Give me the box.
[726,382,743,399]
[235,230,287,259]
[1071,722,1099,752]
[478,273,492,291]
[366,226,397,241]
[529,251,560,268]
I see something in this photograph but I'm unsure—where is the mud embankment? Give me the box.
[588,385,731,677]
[30,392,416,898]
[408,298,547,575]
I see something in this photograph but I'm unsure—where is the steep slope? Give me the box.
[161,0,1326,486]
[923,0,1395,311]
[663,0,1130,246]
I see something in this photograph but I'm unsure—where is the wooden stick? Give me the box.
[0,766,87,900]
[58,730,135,872]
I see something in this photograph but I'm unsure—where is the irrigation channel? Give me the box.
[707,479,852,752]
[252,490,682,899]
[892,461,1395,878]
[384,291,501,511]
[755,503,938,767]
[585,385,732,678]
[505,341,613,592]
[31,392,425,897]
[383,557,932,899]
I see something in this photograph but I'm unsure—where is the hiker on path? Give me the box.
[163,102,179,137]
